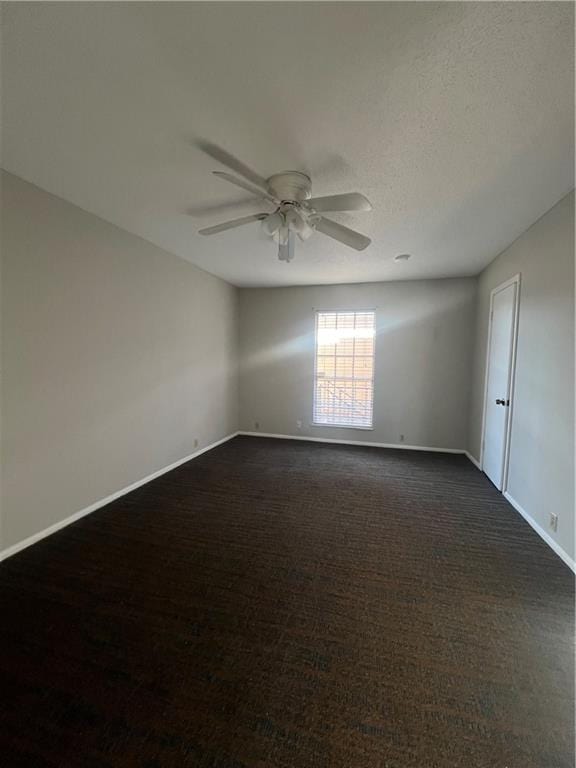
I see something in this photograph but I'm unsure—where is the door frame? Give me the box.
[480,273,521,492]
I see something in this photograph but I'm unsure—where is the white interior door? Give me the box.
[482,279,519,490]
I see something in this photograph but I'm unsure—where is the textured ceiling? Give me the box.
[2,2,574,287]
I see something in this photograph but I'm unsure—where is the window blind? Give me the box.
[313,310,375,428]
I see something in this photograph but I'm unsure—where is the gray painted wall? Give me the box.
[1,172,238,550]
[468,192,574,560]
[239,279,477,449]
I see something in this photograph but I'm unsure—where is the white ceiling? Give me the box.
[2,2,574,287]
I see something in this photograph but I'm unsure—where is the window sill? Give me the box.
[311,422,374,431]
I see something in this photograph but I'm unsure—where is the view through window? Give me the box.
[313,310,375,428]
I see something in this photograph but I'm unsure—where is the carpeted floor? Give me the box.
[0,436,573,767]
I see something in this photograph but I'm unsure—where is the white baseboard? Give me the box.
[465,451,482,469]
[238,431,466,454]
[0,431,239,562]
[503,491,575,573]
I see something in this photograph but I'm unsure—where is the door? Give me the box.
[482,277,520,490]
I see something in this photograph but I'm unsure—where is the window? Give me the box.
[313,310,376,429]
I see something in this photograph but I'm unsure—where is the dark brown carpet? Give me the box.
[0,436,573,767]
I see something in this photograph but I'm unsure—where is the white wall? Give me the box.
[239,279,476,449]
[1,172,238,552]
[468,191,574,561]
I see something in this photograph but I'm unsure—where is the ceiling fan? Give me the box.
[196,142,372,262]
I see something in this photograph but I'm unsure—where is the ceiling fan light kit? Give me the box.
[196,144,373,263]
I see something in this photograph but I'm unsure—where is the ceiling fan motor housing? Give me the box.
[267,171,312,203]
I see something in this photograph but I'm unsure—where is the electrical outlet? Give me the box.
[193,438,199,449]
[254,421,260,430]
[400,434,405,443]
[549,512,558,532]
[296,419,303,429]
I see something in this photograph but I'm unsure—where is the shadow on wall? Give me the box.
[378,302,474,446]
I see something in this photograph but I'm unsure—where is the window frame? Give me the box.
[312,309,376,430]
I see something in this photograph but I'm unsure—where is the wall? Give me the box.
[1,172,238,552]
[239,278,476,450]
[468,191,574,561]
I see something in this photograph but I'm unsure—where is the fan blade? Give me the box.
[308,192,372,212]
[197,140,269,192]
[278,230,295,262]
[213,171,277,204]
[315,217,371,251]
[199,213,267,236]
[186,196,261,217]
